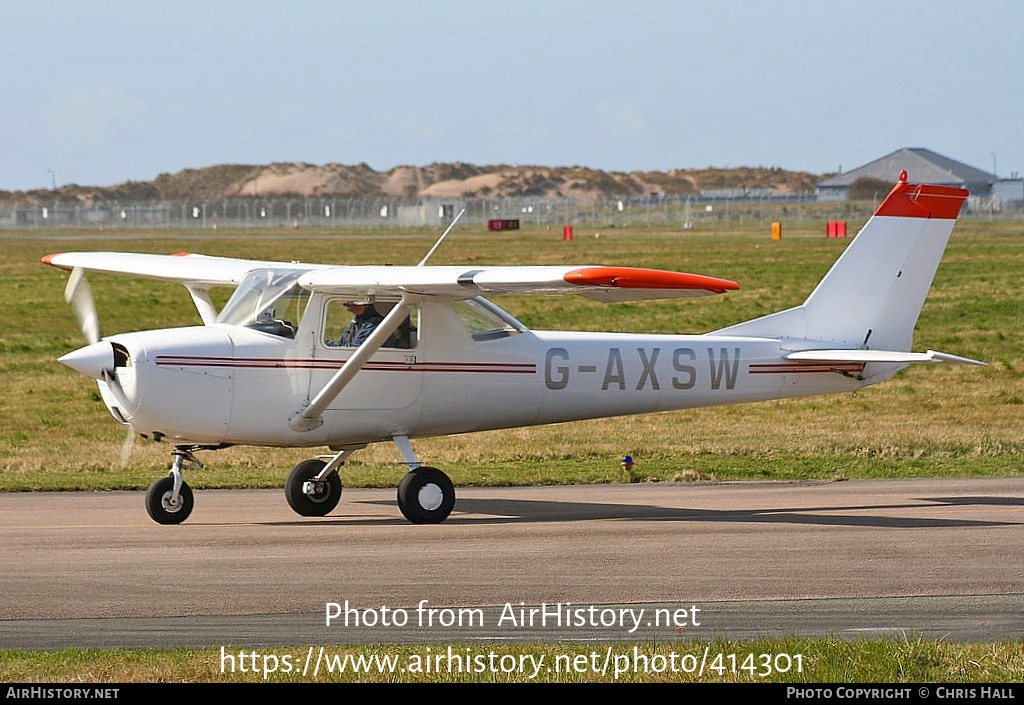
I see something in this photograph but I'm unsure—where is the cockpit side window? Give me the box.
[216,269,311,338]
[321,300,418,349]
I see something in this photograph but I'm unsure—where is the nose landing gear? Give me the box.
[145,447,201,525]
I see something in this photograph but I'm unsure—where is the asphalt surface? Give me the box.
[1,478,1022,649]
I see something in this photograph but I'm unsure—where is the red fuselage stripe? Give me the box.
[749,363,865,374]
[154,356,537,373]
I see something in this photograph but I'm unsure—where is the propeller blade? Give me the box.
[119,427,137,469]
[64,267,101,344]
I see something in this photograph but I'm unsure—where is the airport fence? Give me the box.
[1,193,1017,231]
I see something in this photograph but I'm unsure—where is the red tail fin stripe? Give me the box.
[873,182,969,219]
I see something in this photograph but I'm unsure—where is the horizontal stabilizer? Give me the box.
[785,349,986,366]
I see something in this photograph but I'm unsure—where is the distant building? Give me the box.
[816,148,1001,201]
[992,178,1024,208]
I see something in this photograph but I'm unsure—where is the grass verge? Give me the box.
[2,638,1023,683]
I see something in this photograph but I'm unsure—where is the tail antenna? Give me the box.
[417,208,466,267]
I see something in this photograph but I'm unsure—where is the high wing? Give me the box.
[298,265,739,301]
[44,252,739,302]
[43,251,333,326]
[41,251,329,287]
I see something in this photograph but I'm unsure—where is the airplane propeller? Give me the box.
[61,267,139,466]
[64,267,101,344]
[119,426,137,469]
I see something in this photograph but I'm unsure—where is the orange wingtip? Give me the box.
[564,266,739,293]
[874,182,969,219]
[41,253,66,267]
[171,251,194,257]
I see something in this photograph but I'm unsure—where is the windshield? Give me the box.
[216,269,311,338]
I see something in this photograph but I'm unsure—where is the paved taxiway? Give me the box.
[1,478,1021,649]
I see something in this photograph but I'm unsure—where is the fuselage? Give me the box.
[82,294,884,449]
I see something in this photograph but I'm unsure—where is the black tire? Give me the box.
[145,475,194,525]
[285,459,342,517]
[397,466,455,524]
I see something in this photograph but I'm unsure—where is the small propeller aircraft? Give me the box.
[44,176,983,525]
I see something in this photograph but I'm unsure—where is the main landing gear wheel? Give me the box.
[397,466,455,524]
[145,476,194,525]
[285,459,342,517]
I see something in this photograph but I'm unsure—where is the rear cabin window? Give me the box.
[453,297,525,341]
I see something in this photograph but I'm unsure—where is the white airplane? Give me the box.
[45,176,983,525]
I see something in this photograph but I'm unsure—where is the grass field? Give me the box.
[1,216,1022,491]
[2,638,1023,683]
[2,217,1022,683]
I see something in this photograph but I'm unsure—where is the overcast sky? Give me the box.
[2,0,1021,191]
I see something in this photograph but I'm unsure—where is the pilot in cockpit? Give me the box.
[332,300,384,347]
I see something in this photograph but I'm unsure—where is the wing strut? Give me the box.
[288,296,416,432]
[184,285,219,324]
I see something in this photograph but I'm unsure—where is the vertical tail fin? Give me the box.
[715,180,969,352]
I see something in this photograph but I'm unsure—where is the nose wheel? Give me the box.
[146,476,194,524]
[145,447,202,524]
[397,466,455,524]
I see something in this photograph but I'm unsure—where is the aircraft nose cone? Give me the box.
[59,341,114,380]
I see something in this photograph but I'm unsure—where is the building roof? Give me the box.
[818,148,995,190]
